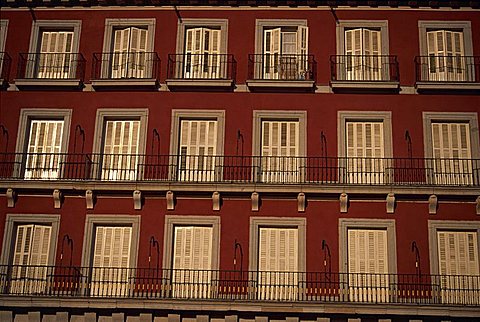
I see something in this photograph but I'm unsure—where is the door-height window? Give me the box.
[37,31,74,79]
[346,121,385,184]
[261,120,300,183]
[262,26,308,80]
[348,229,389,303]
[101,120,140,181]
[258,227,298,300]
[178,119,218,182]
[184,27,221,79]
[344,28,383,80]
[91,226,132,296]
[427,30,465,81]
[111,27,148,78]
[431,122,472,185]
[172,226,213,298]
[25,120,64,180]
[10,224,52,294]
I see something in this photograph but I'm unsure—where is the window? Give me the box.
[101,19,155,79]
[170,110,225,182]
[174,19,228,79]
[254,20,308,80]
[0,20,8,78]
[249,217,306,301]
[253,111,306,183]
[335,21,389,81]
[92,109,148,181]
[81,215,140,297]
[1,214,60,295]
[339,219,397,303]
[338,111,392,185]
[423,112,479,186]
[418,21,474,83]
[26,20,81,79]
[15,109,72,180]
[428,221,480,305]
[162,216,220,299]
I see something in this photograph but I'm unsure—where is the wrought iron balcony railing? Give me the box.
[17,52,86,81]
[167,54,236,80]
[92,52,161,80]
[331,55,399,82]
[0,52,12,82]
[248,54,316,81]
[0,153,478,186]
[415,55,480,83]
[1,265,479,306]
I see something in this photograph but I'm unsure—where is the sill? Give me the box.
[330,80,400,93]
[14,79,83,90]
[91,78,159,91]
[246,79,315,92]
[415,81,480,93]
[165,78,234,91]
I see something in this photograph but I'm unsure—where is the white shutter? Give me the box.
[345,28,381,80]
[178,120,217,181]
[438,231,479,276]
[25,120,64,179]
[102,120,140,180]
[184,28,204,78]
[345,28,362,80]
[127,27,148,78]
[297,26,309,78]
[38,31,73,79]
[204,28,221,78]
[112,28,130,78]
[427,30,465,81]
[263,28,281,79]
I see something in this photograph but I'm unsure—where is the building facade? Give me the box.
[0,0,479,321]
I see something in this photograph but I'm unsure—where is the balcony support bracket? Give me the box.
[298,193,306,212]
[429,194,438,215]
[6,188,16,208]
[340,193,348,213]
[252,192,260,212]
[386,193,395,214]
[133,190,142,210]
[476,196,480,215]
[53,189,62,209]
[86,190,95,210]
[213,191,221,211]
[166,191,175,210]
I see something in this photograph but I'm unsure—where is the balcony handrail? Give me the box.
[92,51,161,80]
[1,264,479,305]
[16,52,86,81]
[0,152,478,186]
[248,53,316,81]
[167,53,236,81]
[415,55,480,83]
[330,54,399,82]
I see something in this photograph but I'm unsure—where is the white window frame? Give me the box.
[0,214,60,266]
[175,19,228,55]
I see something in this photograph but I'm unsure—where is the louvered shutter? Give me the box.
[297,26,309,78]
[204,28,221,78]
[178,120,217,181]
[345,28,381,80]
[364,29,382,80]
[25,120,64,179]
[427,30,465,81]
[263,28,281,79]
[112,28,131,78]
[38,31,73,79]
[184,28,204,78]
[102,120,140,180]
[431,122,472,185]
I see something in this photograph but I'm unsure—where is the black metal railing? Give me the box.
[167,53,236,80]
[0,52,12,82]
[1,265,479,305]
[331,55,399,82]
[17,53,86,81]
[415,55,480,83]
[248,54,316,81]
[0,153,478,186]
[92,52,161,80]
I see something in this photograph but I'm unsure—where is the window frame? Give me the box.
[418,21,473,57]
[254,19,307,56]
[428,220,480,276]
[102,18,156,55]
[80,215,141,269]
[175,19,228,55]
[335,20,390,57]
[0,214,60,266]
[248,217,306,273]
[28,20,82,55]
[162,215,221,271]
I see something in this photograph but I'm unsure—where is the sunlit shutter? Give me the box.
[346,121,384,159]
[296,26,309,75]
[348,229,388,274]
[92,226,132,269]
[258,227,298,272]
[184,28,204,78]
[438,231,479,276]
[262,121,299,157]
[13,224,51,267]
[263,28,281,79]
[173,226,213,270]
[128,27,148,78]
[38,31,73,78]
[204,28,221,78]
[432,123,471,160]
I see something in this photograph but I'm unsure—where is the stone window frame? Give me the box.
[418,21,473,57]
[101,18,156,54]
[335,20,390,56]
[28,20,82,54]
[175,18,229,55]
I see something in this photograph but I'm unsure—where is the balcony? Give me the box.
[166,54,236,90]
[330,55,400,92]
[1,265,479,307]
[0,52,12,89]
[91,52,161,90]
[15,52,85,89]
[415,55,480,92]
[246,54,316,91]
[0,153,478,189]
